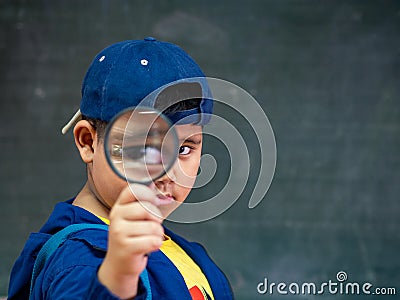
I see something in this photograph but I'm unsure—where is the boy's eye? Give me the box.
[123,145,162,164]
[179,146,191,155]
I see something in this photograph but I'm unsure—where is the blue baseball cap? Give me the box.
[62,37,212,134]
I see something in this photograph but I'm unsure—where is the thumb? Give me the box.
[116,183,158,206]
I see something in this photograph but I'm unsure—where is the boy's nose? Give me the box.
[155,165,177,184]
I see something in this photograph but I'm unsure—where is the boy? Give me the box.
[8,37,233,299]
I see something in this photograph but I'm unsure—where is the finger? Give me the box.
[116,184,157,206]
[111,201,163,223]
[112,220,164,238]
[126,236,163,255]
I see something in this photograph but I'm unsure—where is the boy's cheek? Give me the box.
[93,172,126,206]
[92,152,128,205]
[175,163,199,189]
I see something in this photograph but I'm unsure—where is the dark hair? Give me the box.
[81,115,108,138]
[83,82,202,139]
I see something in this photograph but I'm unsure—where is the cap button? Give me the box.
[144,37,156,42]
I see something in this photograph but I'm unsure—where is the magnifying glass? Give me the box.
[104,107,178,184]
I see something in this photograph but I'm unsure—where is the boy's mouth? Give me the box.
[155,193,175,206]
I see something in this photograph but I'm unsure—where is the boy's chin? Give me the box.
[158,201,182,220]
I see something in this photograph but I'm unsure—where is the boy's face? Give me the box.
[90,124,203,219]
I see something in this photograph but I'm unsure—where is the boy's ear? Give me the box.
[73,120,98,163]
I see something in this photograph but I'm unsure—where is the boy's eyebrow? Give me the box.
[112,130,162,142]
[179,137,202,145]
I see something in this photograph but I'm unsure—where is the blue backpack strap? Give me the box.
[30,223,152,300]
[140,268,152,299]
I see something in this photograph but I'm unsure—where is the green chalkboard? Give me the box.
[1,1,399,299]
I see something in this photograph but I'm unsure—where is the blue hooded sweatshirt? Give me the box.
[8,199,233,299]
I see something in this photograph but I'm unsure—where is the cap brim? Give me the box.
[61,109,82,134]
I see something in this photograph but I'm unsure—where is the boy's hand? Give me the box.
[98,184,164,299]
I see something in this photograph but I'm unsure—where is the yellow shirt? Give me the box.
[95,215,214,299]
[96,215,110,225]
[160,235,214,300]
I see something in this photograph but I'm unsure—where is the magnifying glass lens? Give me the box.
[105,107,178,184]
[123,145,161,164]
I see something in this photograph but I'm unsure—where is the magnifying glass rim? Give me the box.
[104,106,179,184]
